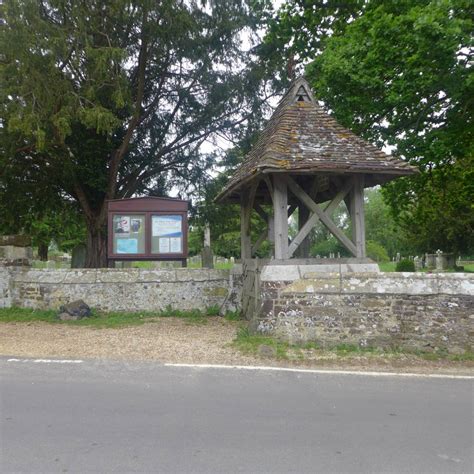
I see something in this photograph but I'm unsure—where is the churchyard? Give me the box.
[1,78,473,371]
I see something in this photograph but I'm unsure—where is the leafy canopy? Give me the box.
[264,0,474,254]
[0,0,274,265]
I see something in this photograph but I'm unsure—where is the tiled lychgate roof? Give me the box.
[216,77,417,202]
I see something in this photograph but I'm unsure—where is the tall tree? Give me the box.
[263,0,474,254]
[1,0,272,266]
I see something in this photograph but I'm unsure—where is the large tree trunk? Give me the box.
[85,219,108,268]
[38,242,48,261]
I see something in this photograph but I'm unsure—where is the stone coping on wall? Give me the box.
[273,271,474,296]
[259,263,380,282]
[5,267,236,284]
[0,266,244,313]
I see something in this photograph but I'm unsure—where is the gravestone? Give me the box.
[436,251,455,271]
[425,253,436,268]
[202,223,214,269]
[0,235,32,266]
[71,244,87,268]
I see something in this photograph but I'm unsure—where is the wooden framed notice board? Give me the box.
[107,197,188,266]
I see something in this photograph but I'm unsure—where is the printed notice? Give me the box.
[159,237,170,253]
[152,215,182,238]
[117,238,138,254]
[170,237,182,253]
[115,216,130,235]
[130,218,142,233]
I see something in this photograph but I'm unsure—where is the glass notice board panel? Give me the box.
[113,215,146,254]
[151,215,183,254]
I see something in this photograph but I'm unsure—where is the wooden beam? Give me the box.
[288,212,320,257]
[253,203,268,223]
[251,228,267,256]
[240,180,258,260]
[240,193,251,260]
[295,204,311,257]
[273,175,289,259]
[263,175,274,203]
[287,203,297,217]
[267,215,275,243]
[288,179,352,258]
[286,176,357,257]
[350,175,366,258]
[325,178,353,215]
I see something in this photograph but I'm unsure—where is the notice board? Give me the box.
[107,197,188,265]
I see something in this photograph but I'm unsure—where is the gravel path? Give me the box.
[0,318,260,365]
[1,318,472,375]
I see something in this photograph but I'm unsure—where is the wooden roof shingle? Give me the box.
[216,77,417,202]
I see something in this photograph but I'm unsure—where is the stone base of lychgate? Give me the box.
[249,264,474,354]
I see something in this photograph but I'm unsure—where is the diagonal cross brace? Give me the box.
[286,176,357,257]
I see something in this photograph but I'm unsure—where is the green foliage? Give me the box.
[364,188,408,258]
[395,259,416,272]
[264,0,474,255]
[233,326,290,359]
[366,240,389,263]
[190,160,273,259]
[1,0,272,266]
[310,238,349,258]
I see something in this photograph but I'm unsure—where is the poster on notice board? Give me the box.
[152,215,182,253]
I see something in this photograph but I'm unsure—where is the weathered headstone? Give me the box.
[202,223,214,269]
[0,235,32,266]
[71,244,87,268]
[436,251,455,271]
[425,253,436,268]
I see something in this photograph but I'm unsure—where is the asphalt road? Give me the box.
[1,358,472,473]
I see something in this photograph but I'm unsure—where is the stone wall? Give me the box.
[0,267,242,313]
[250,267,474,354]
[1,263,473,354]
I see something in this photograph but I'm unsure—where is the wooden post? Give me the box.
[240,193,251,260]
[296,204,311,258]
[350,175,366,259]
[273,175,289,259]
[267,215,275,244]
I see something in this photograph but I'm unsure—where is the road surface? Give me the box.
[1,358,472,473]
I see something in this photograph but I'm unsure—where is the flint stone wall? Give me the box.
[0,267,242,313]
[251,269,474,354]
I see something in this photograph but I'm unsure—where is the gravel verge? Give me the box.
[1,318,473,375]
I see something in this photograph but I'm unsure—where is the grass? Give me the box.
[232,327,474,362]
[378,261,474,273]
[233,327,291,359]
[0,305,233,328]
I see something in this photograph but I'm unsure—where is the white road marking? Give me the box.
[7,358,83,364]
[164,363,474,380]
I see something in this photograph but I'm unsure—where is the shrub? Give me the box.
[366,240,390,262]
[395,259,415,272]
